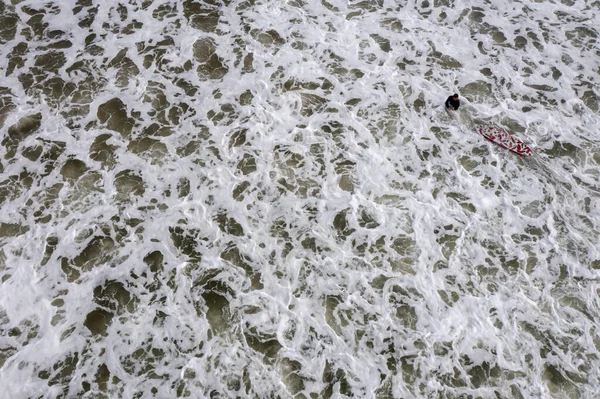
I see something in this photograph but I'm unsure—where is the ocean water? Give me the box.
[0,0,599,398]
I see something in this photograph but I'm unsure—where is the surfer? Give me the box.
[445,93,460,111]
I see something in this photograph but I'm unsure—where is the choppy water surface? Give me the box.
[1,0,600,397]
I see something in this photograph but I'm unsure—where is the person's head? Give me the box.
[453,93,459,99]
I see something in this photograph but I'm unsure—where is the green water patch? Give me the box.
[499,116,526,133]
[434,223,462,260]
[333,156,355,176]
[511,224,546,243]
[36,351,80,395]
[457,154,481,175]
[446,192,477,213]
[144,250,164,275]
[60,234,115,282]
[0,4,18,43]
[21,140,59,166]
[0,344,16,369]
[207,102,239,126]
[370,34,391,53]
[184,0,221,32]
[142,250,165,295]
[321,360,354,397]
[108,49,140,87]
[175,124,210,158]
[86,280,137,337]
[232,180,251,201]
[84,308,113,336]
[514,35,528,50]
[215,210,245,237]
[557,294,596,323]
[272,144,323,197]
[565,26,598,49]
[381,18,403,33]
[324,295,344,337]
[350,0,384,13]
[97,98,135,138]
[580,89,599,112]
[333,209,356,241]
[221,243,262,289]
[176,177,191,198]
[547,141,580,160]
[40,235,59,267]
[142,81,169,114]
[114,169,145,201]
[94,280,137,314]
[299,231,330,255]
[277,357,307,396]
[388,285,420,330]
[228,127,247,148]
[0,88,16,129]
[6,41,28,77]
[169,225,206,261]
[60,159,89,181]
[3,316,40,351]
[61,67,107,123]
[524,83,558,93]
[0,170,35,209]
[358,206,380,229]
[481,238,521,275]
[254,29,285,47]
[365,102,401,140]
[140,120,176,139]
[244,327,282,364]
[89,134,119,169]
[133,35,167,69]
[428,50,463,70]
[37,139,67,176]
[390,234,417,268]
[543,364,582,398]
[153,3,177,21]
[72,0,99,29]
[118,341,170,380]
[0,309,16,367]
[269,218,294,259]
[459,80,493,103]
[273,145,304,168]
[282,77,332,93]
[298,92,327,117]
[38,77,75,110]
[34,50,66,73]
[322,51,364,82]
[437,289,460,307]
[236,153,257,175]
[30,182,63,224]
[142,122,174,138]
[201,289,230,334]
[94,363,111,393]
[2,113,42,159]
[193,38,228,80]
[278,175,321,198]
[127,137,168,164]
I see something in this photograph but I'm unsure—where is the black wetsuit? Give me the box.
[445,96,460,110]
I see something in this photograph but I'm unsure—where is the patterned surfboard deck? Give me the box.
[475,126,533,157]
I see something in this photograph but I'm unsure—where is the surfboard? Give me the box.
[475,125,532,157]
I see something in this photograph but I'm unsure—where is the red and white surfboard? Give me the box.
[475,126,533,157]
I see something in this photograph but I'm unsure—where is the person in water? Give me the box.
[445,93,460,111]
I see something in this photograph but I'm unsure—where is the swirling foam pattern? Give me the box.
[0,0,599,398]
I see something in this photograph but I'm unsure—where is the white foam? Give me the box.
[0,0,599,397]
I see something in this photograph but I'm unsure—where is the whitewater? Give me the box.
[1,0,599,398]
